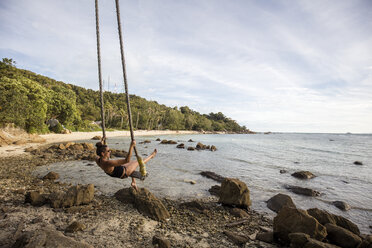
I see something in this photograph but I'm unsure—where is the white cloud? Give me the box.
[1,0,371,133]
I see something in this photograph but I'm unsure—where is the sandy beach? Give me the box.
[0,130,199,158]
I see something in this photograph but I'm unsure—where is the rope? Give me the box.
[94,0,107,144]
[115,0,146,176]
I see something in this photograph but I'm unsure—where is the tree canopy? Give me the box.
[0,58,249,133]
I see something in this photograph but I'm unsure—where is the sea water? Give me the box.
[34,133,372,233]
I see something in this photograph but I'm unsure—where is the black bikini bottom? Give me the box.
[107,166,127,178]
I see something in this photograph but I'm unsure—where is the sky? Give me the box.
[0,0,371,133]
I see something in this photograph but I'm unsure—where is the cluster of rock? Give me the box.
[27,142,127,163]
[285,170,352,211]
[264,193,370,248]
[25,184,95,208]
[158,139,217,151]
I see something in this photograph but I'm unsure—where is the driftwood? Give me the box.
[225,218,250,227]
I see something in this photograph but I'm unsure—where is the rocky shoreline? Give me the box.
[0,144,275,248]
[1,142,370,247]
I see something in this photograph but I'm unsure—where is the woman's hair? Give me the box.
[96,142,107,156]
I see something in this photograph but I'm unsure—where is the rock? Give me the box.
[115,187,170,221]
[333,215,360,235]
[280,169,287,174]
[218,178,251,208]
[152,235,170,248]
[230,208,249,218]
[64,142,75,149]
[114,188,135,204]
[332,201,351,211]
[183,179,196,184]
[58,143,66,150]
[288,233,339,248]
[12,227,93,248]
[273,206,327,245]
[25,191,47,206]
[210,145,217,151]
[156,138,161,141]
[188,139,194,142]
[325,223,362,248]
[82,143,95,150]
[208,185,220,196]
[358,235,372,248]
[24,147,34,152]
[69,143,84,151]
[353,161,363,165]
[224,230,249,245]
[43,172,60,180]
[65,221,86,233]
[111,149,127,157]
[256,232,274,244]
[180,201,206,212]
[13,140,27,145]
[160,139,177,144]
[91,136,101,140]
[267,193,296,213]
[176,143,185,149]
[61,129,71,134]
[82,154,97,161]
[187,147,195,151]
[307,208,337,226]
[142,140,151,144]
[291,171,316,179]
[285,185,320,196]
[196,142,206,150]
[200,171,226,183]
[308,208,360,236]
[49,184,94,208]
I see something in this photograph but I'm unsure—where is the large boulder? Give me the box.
[267,193,296,213]
[218,178,251,208]
[115,187,170,221]
[307,208,337,226]
[307,208,360,235]
[49,184,94,208]
[358,235,372,248]
[325,223,362,248]
[273,206,327,245]
[291,171,316,179]
[12,227,93,248]
[289,233,339,248]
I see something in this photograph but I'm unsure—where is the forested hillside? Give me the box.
[0,58,248,133]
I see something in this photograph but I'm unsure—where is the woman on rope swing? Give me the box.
[95,140,157,190]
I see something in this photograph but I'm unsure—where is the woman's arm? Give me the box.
[124,140,136,163]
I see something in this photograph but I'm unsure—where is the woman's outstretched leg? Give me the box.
[125,149,157,176]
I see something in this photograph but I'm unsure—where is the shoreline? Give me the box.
[0,144,274,248]
[0,130,200,158]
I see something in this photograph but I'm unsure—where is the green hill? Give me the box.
[0,58,248,133]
